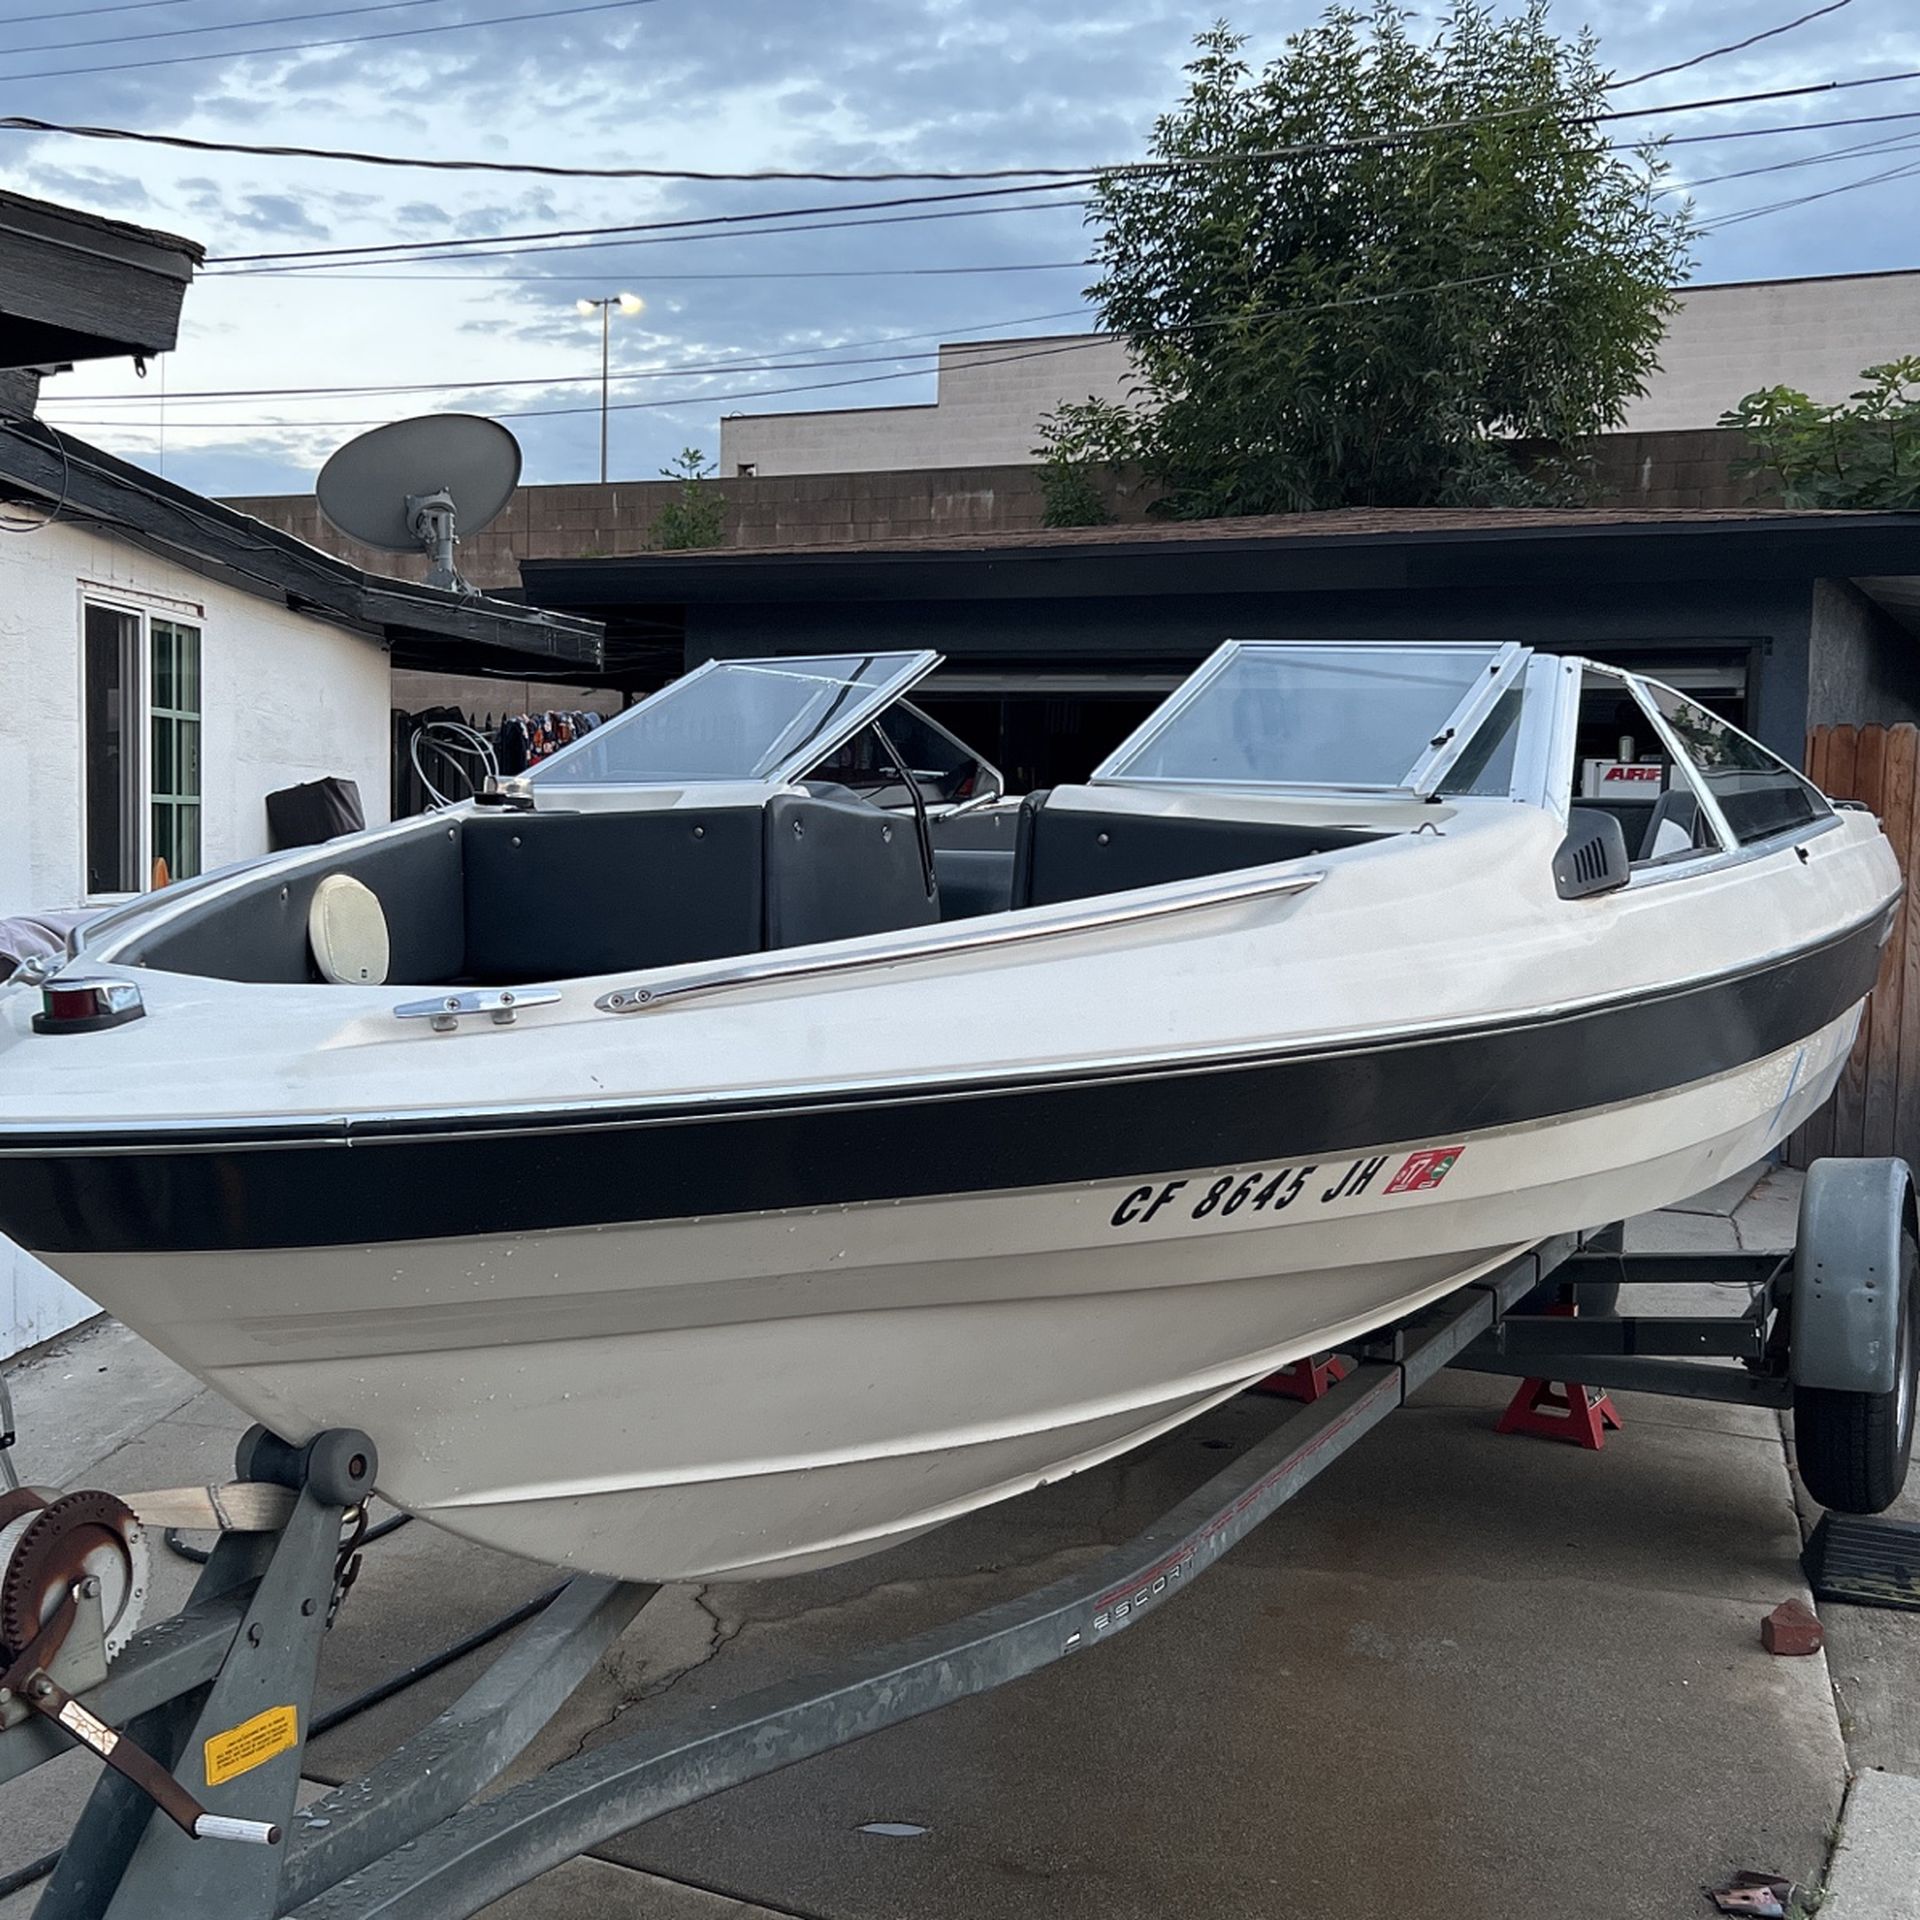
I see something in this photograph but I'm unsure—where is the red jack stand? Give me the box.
[1252,1352,1349,1402]
[1494,1305,1622,1449]
[1495,1377,1622,1449]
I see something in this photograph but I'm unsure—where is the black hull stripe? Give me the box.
[0,912,1888,1254]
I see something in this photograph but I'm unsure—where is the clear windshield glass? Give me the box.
[1639,681,1830,845]
[528,653,934,787]
[1098,643,1503,789]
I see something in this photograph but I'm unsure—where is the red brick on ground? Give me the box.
[1761,1598,1824,1657]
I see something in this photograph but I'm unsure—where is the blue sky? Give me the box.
[6,0,1920,496]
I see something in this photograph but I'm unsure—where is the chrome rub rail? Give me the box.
[594,867,1325,1015]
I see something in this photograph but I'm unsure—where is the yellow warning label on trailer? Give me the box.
[204,1705,299,1787]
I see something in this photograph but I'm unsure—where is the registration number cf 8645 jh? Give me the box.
[1107,1144,1463,1231]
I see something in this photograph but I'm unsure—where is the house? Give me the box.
[0,186,601,921]
[0,188,603,1358]
[0,427,602,917]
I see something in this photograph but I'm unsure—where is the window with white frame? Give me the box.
[82,599,202,896]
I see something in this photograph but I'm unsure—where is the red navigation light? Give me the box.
[32,977,146,1035]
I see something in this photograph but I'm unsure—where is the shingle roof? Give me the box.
[606,504,1914,564]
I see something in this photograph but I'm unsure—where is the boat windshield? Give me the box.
[1092,641,1521,793]
[527,650,939,788]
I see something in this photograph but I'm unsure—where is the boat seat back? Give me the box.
[1014,795,1379,908]
[1638,788,1703,862]
[763,792,938,950]
[116,824,465,984]
[932,848,1015,919]
[461,809,763,983]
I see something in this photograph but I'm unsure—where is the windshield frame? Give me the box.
[1088,639,1530,799]
[520,649,942,793]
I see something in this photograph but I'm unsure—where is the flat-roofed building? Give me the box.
[720,269,1920,477]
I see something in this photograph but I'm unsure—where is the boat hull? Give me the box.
[35,1012,1854,1582]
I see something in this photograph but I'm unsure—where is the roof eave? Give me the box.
[0,423,604,672]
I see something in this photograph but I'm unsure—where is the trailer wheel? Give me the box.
[1794,1224,1918,1514]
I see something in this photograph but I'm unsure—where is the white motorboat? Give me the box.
[0,642,1899,1581]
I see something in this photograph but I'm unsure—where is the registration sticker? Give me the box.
[1384,1145,1464,1195]
[204,1705,299,1787]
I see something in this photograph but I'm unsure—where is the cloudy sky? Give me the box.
[7,0,1920,497]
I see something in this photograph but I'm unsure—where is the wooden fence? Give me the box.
[1788,723,1920,1168]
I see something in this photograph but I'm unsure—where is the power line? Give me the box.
[1612,0,1856,90]
[1695,148,1920,230]
[203,199,1098,275]
[210,177,1092,265]
[1670,121,1920,192]
[48,273,1507,433]
[6,0,456,59]
[10,67,1920,180]
[214,260,1091,284]
[1,0,235,25]
[0,0,664,84]
[40,307,1098,406]
[1664,103,1920,145]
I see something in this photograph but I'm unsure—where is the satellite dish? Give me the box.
[316,414,521,593]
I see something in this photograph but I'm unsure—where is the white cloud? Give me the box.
[5,0,1918,495]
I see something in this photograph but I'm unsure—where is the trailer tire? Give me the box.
[1794,1229,1918,1515]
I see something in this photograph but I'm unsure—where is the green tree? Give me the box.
[1033,406,1120,527]
[650,447,727,550]
[1040,5,1693,517]
[1720,358,1920,509]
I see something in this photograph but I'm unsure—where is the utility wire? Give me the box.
[1664,104,1920,146]
[0,0,664,83]
[1695,148,1920,230]
[49,273,1507,432]
[202,199,1098,275]
[43,306,1098,405]
[211,177,1092,264]
[0,0,249,24]
[9,67,1920,179]
[1670,121,1920,192]
[215,259,1091,283]
[6,0,457,59]
[1612,0,1856,90]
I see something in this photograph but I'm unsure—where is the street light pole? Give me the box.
[598,300,610,484]
[574,291,644,484]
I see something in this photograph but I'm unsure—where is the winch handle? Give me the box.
[0,1582,282,1848]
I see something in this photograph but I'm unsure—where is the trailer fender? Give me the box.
[1791,1156,1917,1395]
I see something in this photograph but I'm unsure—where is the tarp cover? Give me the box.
[0,910,98,980]
[266,777,366,851]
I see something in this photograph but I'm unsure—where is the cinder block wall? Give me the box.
[225,427,1775,593]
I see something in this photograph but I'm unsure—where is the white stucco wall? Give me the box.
[720,270,1920,476]
[0,517,392,920]
[0,518,393,1358]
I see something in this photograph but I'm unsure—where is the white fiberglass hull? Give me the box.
[39,1014,1853,1581]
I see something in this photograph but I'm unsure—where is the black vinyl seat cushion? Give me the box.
[764,792,938,949]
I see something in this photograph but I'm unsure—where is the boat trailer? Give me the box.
[2,1157,1914,1919]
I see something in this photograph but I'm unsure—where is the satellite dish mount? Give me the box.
[406,487,464,592]
[315,415,522,597]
